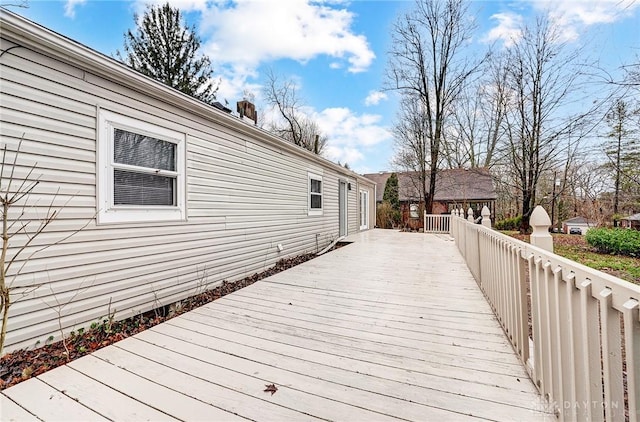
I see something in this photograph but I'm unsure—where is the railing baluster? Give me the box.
[530,255,544,392]
[541,262,555,404]
[550,267,564,418]
[578,281,605,421]
[502,244,522,342]
[500,236,509,328]
[598,288,625,421]
[622,298,639,420]
[560,273,578,422]
[515,245,528,363]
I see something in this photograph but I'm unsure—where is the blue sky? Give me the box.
[9,0,640,174]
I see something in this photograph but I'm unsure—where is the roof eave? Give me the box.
[0,9,375,185]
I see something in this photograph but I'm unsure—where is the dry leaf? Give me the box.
[264,383,278,395]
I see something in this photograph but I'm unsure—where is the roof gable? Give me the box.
[363,169,496,203]
[562,217,593,225]
[622,213,640,221]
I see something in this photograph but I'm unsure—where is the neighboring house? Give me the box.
[0,10,376,353]
[620,213,640,230]
[363,168,496,230]
[562,217,595,235]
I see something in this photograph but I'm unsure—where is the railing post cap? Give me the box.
[530,205,553,252]
[467,208,473,216]
[481,205,491,227]
[530,205,551,226]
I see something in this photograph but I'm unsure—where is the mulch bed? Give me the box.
[0,252,321,391]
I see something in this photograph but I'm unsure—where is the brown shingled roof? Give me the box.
[363,168,496,203]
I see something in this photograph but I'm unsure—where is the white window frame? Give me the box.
[410,203,419,218]
[97,109,186,224]
[308,172,323,216]
[359,189,369,230]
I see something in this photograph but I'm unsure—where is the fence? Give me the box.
[423,213,451,234]
[448,206,639,421]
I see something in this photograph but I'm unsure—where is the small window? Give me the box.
[98,110,186,224]
[359,190,369,230]
[113,129,177,206]
[410,203,419,218]
[308,173,323,215]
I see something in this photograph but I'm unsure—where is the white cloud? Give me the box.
[485,1,640,45]
[324,145,364,165]
[364,91,388,106]
[315,107,391,167]
[483,12,523,47]
[64,0,86,18]
[199,1,375,74]
[136,0,209,13]
[130,0,375,115]
[533,0,639,26]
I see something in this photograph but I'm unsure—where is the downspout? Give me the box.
[316,236,346,256]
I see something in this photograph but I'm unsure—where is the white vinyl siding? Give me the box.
[0,22,376,354]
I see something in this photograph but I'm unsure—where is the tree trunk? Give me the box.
[520,190,533,233]
[426,167,437,214]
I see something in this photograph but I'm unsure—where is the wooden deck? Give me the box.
[1,229,554,421]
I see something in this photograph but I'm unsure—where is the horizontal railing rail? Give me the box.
[449,209,639,421]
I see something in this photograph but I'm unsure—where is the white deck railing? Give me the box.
[423,213,450,234]
[449,206,640,421]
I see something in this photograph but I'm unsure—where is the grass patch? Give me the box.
[554,242,640,285]
[502,232,640,286]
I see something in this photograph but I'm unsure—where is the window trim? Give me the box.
[97,109,186,224]
[359,189,369,230]
[308,172,323,216]
[409,203,420,219]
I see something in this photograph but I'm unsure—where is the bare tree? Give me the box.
[444,54,509,169]
[392,94,431,205]
[623,57,640,90]
[0,140,90,355]
[602,98,640,222]
[262,70,327,155]
[501,16,599,232]
[0,1,28,7]
[386,0,482,213]
[572,162,612,225]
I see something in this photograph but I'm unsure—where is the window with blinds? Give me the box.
[113,129,177,206]
[97,109,186,224]
[308,173,323,215]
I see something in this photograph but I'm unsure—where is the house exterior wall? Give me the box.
[621,218,640,230]
[397,200,493,230]
[356,182,375,230]
[0,13,374,353]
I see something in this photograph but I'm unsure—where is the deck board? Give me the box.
[159,313,538,409]
[0,395,39,422]
[1,230,553,421]
[37,365,180,422]
[2,377,110,421]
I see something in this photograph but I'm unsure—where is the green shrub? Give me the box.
[376,201,400,229]
[586,228,640,257]
[495,215,522,231]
